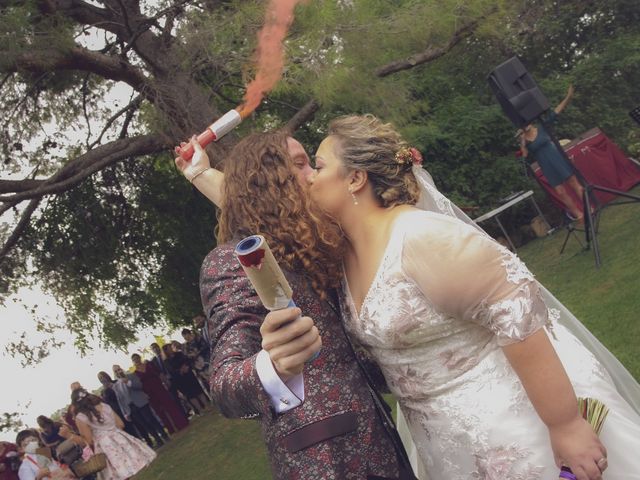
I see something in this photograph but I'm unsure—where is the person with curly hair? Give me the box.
[71,388,155,480]
[175,133,413,479]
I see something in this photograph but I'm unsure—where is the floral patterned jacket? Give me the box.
[200,242,401,479]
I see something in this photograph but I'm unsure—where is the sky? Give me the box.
[0,285,182,442]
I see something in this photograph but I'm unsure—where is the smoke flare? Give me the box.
[238,0,305,118]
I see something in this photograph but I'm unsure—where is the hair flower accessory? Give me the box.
[395,146,423,166]
[77,390,87,399]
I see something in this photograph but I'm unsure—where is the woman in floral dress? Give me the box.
[72,388,156,480]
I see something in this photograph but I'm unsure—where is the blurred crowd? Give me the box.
[1,315,213,480]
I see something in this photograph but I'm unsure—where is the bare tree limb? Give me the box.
[375,10,495,77]
[280,100,320,135]
[0,134,168,203]
[118,105,137,139]
[0,200,19,217]
[5,46,154,100]
[0,73,13,91]
[0,179,44,195]
[81,74,93,149]
[89,94,143,149]
[0,198,41,262]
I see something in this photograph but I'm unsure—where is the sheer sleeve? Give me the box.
[401,211,550,346]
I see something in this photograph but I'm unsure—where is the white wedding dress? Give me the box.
[340,209,640,479]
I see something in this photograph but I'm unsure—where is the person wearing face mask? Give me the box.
[15,430,70,480]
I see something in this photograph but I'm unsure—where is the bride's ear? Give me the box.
[348,169,367,194]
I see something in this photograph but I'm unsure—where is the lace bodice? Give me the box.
[342,210,551,396]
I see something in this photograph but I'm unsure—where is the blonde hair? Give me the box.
[327,114,420,208]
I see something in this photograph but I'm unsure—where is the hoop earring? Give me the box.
[349,189,359,206]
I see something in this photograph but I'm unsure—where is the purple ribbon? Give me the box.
[559,467,577,480]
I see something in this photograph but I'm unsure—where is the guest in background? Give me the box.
[35,417,64,460]
[161,344,208,415]
[181,328,210,390]
[149,343,189,417]
[97,372,140,440]
[131,354,189,434]
[0,441,20,480]
[170,340,183,354]
[519,84,585,221]
[71,388,156,480]
[15,429,71,480]
[111,365,168,448]
[62,383,82,434]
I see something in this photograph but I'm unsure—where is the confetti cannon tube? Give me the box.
[175,109,242,161]
[235,234,320,360]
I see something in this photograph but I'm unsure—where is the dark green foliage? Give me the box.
[2,0,639,355]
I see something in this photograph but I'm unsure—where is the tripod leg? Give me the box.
[583,187,602,267]
[560,226,572,254]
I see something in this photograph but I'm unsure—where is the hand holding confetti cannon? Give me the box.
[235,235,321,378]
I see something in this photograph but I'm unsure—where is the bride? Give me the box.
[306,114,640,480]
[176,116,640,479]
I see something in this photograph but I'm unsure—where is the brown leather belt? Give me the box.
[282,411,358,453]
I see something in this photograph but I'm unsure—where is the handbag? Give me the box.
[56,439,82,466]
[71,452,107,477]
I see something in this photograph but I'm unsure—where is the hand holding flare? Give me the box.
[174,0,306,160]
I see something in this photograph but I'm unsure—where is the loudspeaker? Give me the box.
[488,57,550,128]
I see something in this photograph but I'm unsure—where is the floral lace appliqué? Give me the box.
[497,248,535,284]
[473,444,545,480]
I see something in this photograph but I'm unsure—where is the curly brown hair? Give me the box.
[327,114,420,208]
[218,132,344,297]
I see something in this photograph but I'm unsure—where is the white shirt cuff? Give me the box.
[256,349,304,414]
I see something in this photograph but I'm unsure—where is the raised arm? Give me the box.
[554,84,575,114]
[175,137,225,208]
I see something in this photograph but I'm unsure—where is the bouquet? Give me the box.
[559,397,609,480]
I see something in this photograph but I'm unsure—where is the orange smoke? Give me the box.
[238,0,305,118]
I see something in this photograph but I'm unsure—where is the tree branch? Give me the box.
[5,46,154,100]
[0,134,168,203]
[375,11,495,77]
[89,94,143,149]
[0,179,44,195]
[280,100,320,135]
[0,198,41,263]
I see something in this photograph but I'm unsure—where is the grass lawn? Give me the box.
[134,189,640,479]
[132,411,270,479]
[517,188,640,380]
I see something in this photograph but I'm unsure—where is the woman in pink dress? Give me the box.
[131,353,189,434]
[72,388,156,480]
